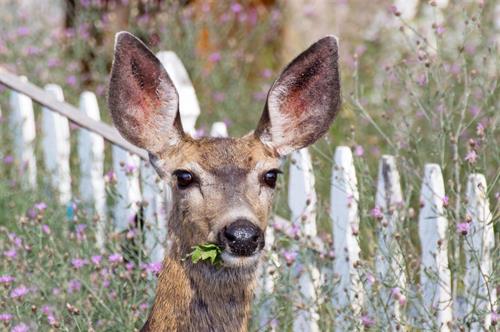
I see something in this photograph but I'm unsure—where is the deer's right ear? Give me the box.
[108,31,183,154]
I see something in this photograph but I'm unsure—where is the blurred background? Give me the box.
[0,0,498,331]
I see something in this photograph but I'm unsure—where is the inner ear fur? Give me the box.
[108,31,183,154]
[255,35,341,156]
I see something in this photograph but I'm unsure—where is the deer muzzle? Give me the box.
[219,219,265,257]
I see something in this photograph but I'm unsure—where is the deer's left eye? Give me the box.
[262,169,281,188]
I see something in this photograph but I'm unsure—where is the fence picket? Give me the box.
[156,51,200,134]
[256,224,278,331]
[464,174,496,330]
[141,161,169,263]
[418,164,452,331]
[210,121,228,137]
[9,77,36,188]
[112,146,141,232]
[374,155,406,327]
[288,148,320,332]
[41,84,71,204]
[330,146,363,330]
[78,91,106,248]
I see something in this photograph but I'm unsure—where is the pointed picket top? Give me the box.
[112,146,142,232]
[41,84,71,204]
[418,164,452,331]
[374,155,406,327]
[288,148,317,238]
[156,51,200,134]
[210,121,228,137]
[9,76,37,189]
[330,146,363,329]
[141,161,168,264]
[464,174,495,330]
[78,91,106,249]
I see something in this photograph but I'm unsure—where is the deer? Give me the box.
[108,31,340,332]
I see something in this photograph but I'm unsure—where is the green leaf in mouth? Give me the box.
[187,243,223,266]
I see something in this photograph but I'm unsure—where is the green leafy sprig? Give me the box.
[187,243,223,267]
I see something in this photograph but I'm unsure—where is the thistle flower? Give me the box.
[464,150,477,164]
[108,253,123,264]
[10,285,29,298]
[0,275,15,283]
[457,222,470,235]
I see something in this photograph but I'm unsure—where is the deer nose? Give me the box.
[222,219,263,256]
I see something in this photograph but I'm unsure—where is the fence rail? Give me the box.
[0,50,496,330]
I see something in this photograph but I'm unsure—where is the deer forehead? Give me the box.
[156,135,280,175]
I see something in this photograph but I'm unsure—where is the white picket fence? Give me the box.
[1,51,496,331]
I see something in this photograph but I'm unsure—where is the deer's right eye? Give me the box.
[173,170,195,189]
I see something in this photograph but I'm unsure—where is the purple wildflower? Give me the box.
[0,275,15,283]
[146,262,162,275]
[282,250,298,265]
[66,75,77,87]
[41,305,54,316]
[476,123,485,136]
[435,24,445,36]
[67,279,81,293]
[208,52,221,63]
[41,224,51,235]
[361,315,375,327]
[108,253,123,264]
[261,68,272,79]
[123,163,136,175]
[230,3,243,13]
[9,233,22,247]
[34,202,47,211]
[193,128,206,139]
[75,224,86,241]
[416,73,427,86]
[286,224,300,238]
[10,285,29,298]
[457,222,470,235]
[71,258,88,269]
[4,248,17,259]
[91,255,102,266]
[16,26,30,37]
[465,150,478,164]
[11,323,30,332]
[469,105,481,117]
[3,155,13,164]
[47,58,61,68]
[370,206,384,219]
[354,145,364,156]
[0,313,13,322]
[442,196,449,208]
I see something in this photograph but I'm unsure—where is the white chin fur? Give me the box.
[221,251,261,268]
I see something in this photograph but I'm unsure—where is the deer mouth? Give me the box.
[219,250,262,268]
[216,219,265,267]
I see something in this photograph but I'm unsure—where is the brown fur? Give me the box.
[107,32,340,332]
[142,136,277,332]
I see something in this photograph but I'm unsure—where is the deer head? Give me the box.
[108,31,340,270]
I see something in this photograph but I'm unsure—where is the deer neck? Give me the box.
[142,205,259,332]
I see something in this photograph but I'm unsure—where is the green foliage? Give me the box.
[187,243,223,267]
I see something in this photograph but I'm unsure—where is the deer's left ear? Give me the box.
[254,36,341,156]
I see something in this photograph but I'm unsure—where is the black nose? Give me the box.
[222,219,264,256]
